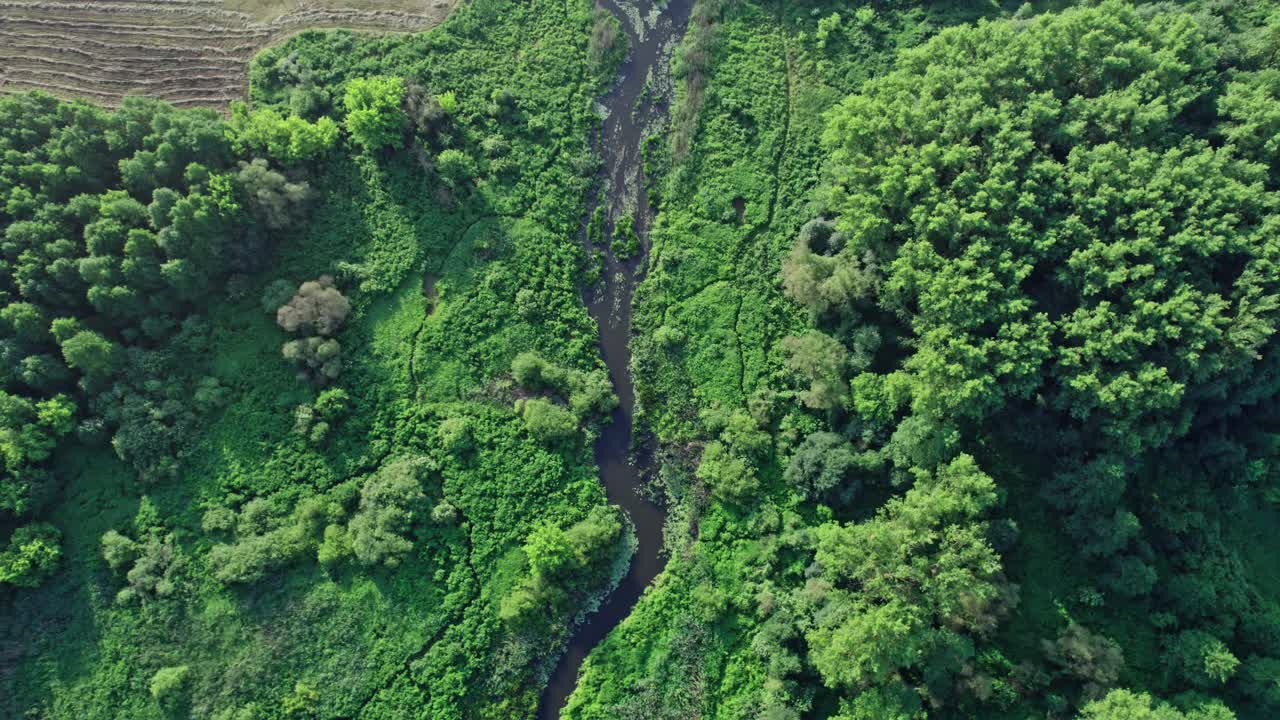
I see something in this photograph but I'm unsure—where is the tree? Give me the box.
[1,302,51,344]
[403,79,453,140]
[276,276,350,336]
[101,529,137,571]
[512,351,551,387]
[1163,630,1240,687]
[1239,655,1280,707]
[0,523,62,588]
[60,329,119,379]
[518,398,578,441]
[781,217,879,321]
[118,536,182,602]
[150,665,190,713]
[525,522,574,578]
[261,278,296,314]
[282,336,343,383]
[343,76,406,150]
[784,431,859,500]
[819,0,1280,573]
[228,104,339,164]
[348,457,428,568]
[236,159,311,230]
[437,416,472,453]
[805,455,1007,692]
[695,440,758,504]
[1044,623,1124,694]
[276,276,350,384]
[780,331,848,411]
[435,149,475,189]
[1077,689,1236,720]
[1219,68,1280,173]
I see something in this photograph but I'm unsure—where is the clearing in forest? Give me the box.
[0,0,457,108]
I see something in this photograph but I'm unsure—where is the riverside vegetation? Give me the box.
[5,1,1280,720]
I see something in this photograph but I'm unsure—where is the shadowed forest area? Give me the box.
[4,1,1280,719]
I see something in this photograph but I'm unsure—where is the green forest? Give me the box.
[4,0,1280,719]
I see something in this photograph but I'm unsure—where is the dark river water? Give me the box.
[535,0,691,717]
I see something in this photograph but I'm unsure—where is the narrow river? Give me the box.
[535,0,691,717]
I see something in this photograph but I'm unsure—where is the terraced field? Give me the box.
[0,0,456,107]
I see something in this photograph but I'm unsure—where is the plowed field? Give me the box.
[0,0,456,107]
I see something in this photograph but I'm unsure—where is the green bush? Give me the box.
[517,398,579,441]
[150,665,190,712]
[343,76,406,150]
[0,523,61,588]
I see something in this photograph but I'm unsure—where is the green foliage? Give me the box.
[1077,689,1236,720]
[237,158,312,229]
[0,522,61,587]
[149,665,190,712]
[518,397,580,441]
[348,457,428,568]
[435,148,476,189]
[1164,630,1240,687]
[60,330,119,379]
[229,104,340,164]
[12,1,1280,719]
[783,431,859,500]
[501,504,626,630]
[343,76,406,151]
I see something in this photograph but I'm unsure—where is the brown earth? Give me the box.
[0,0,458,108]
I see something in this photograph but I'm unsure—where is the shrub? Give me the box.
[149,665,190,711]
[696,441,758,504]
[348,457,428,568]
[0,523,62,588]
[100,529,138,571]
[437,416,472,453]
[435,149,476,188]
[343,76,406,150]
[784,432,859,500]
[276,276,350,336]
[431,500,459,525]
[518,398,579,441]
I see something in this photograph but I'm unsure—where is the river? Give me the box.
[535,0,692,717]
